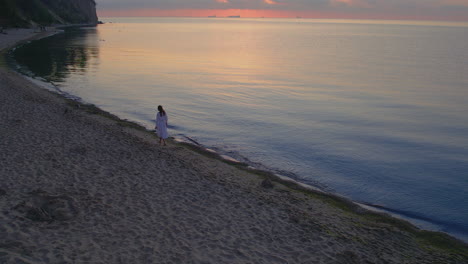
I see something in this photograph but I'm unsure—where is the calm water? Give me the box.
[12,17,468,241]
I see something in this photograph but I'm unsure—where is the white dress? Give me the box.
[156,112,168,139]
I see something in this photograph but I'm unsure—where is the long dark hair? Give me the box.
[157,105,166,116]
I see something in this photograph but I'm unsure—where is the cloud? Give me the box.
[97,0,315,10]
[264,0,281,4]
[96,0,468,10]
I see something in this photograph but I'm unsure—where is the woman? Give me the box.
[155,105,168,146]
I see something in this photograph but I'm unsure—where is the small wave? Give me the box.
[177,135,201,146]
[360,202,468,240]
[219,155,240,163]
[173,135,329,191]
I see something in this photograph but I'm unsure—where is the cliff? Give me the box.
[0,0,98,27]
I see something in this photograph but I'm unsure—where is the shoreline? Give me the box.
[1,28,468,263]
[8,26,467,243]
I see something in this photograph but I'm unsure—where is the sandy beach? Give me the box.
[1,29,467,264]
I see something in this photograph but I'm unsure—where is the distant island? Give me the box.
[228,15,241,18]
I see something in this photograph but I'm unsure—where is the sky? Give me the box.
[96,0,468,21]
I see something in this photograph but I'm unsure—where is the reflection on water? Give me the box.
[11,18,468,241]
[13,28,99,83]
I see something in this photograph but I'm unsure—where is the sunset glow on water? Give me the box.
[13,17,468,241]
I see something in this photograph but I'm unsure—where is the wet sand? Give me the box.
[1,28,467,263]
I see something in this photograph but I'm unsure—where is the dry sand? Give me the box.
[1,29,467,264]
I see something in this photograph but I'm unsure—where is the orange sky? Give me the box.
[96,0,468,21]
[98,8,468,21]
[98,9,320,19]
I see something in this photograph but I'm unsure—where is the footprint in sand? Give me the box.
[13,190,79,222]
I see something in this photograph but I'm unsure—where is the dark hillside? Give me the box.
[0,0,98,27]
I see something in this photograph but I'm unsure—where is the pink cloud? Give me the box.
[97,0,468,21]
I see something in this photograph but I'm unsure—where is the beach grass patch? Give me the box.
[66,99,118,118]
[245,169,361,213]
[64,99,152,133]
[239,165,468,258]
[116,120,148,132]
[176,142,250,167]
[0,51,8,68]
[416,231,468,258]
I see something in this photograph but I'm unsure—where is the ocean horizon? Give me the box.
[11,17,468,241]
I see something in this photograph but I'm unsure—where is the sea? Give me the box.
[11,17,468,242]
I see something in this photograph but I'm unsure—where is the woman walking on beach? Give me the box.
[155,105,168,146]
